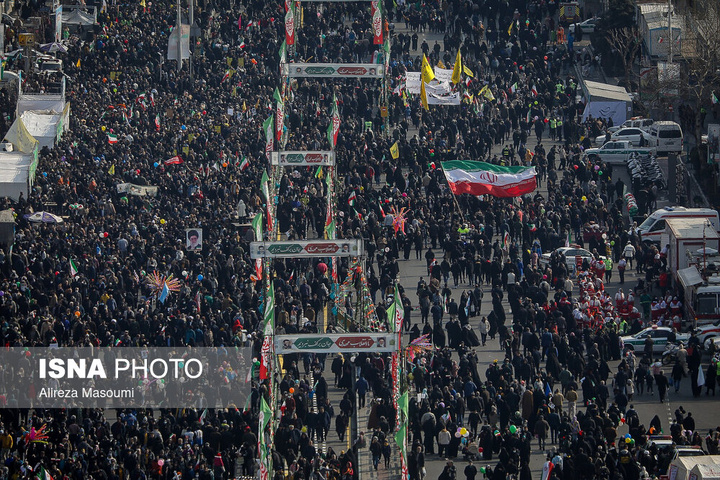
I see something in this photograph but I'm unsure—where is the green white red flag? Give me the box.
[274,88,284,142]
[441,160,537,198]
[386,282,404,333]
[327,95,340,149]
[371,0,383,44]
[258,396,272,474]
[263,114,274,160]
[285,2,295,45]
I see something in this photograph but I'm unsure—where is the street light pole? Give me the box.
[188,0,194,80]
[667,0,673,65]
[176,0,182,72]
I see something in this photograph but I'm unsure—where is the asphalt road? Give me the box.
[316,17,694,480]
[382,102,697,480]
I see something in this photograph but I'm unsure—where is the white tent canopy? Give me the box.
[20,111,63,149]
[0,152,34,202]
[580,80,633,126]
[62,8,97,25]
[668,456,720,480]
[690,463,720,480]
[0,71,68,201]
[17,93,65,116]
[3,115,39,155]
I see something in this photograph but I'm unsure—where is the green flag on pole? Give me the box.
[387,283,404,332]
[273,87,283,105]
[260,396,272,431]
[252,213,263,241]
[263,281,275,336]
[279,40,287,64]
[398,391,408,418]
[394,422,406,452]
[258,396,273,480]
[327,94,339,149]
[260,170,270,201]
[324,220,336,239]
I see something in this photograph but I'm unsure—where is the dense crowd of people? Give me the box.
[0,0,716,478]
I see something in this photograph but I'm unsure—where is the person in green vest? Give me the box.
[556,118,564,142]
[619,318,629,334]
[640,292,653,321]
[549,117,557,141]
[604,257,613,283]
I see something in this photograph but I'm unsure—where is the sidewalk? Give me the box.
[358,395,400,480]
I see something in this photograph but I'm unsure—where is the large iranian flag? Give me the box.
[441,160,537,197]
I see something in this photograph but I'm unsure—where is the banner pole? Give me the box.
[441,169,467,224]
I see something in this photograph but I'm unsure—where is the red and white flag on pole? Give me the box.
[541,461,554,480]
[259,335,272,379]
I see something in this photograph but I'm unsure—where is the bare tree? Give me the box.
[680,0,720,142]
[605,27,642,86]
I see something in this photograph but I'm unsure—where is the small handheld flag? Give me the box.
[69,259,78,277]
[158,282,170,304]
[390,141,400,159]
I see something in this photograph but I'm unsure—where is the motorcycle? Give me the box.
[661,342,681,365]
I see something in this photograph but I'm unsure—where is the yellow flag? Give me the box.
[479,85,495,101]
[390,141,399,159]
[76,59,81,68]
[508,21,514,35]
[421,54,435,84]
[451,50,462,85]
[463,65,474,77]
[108,165,115,175]
[420,81,429,111]
[436,59,446,69]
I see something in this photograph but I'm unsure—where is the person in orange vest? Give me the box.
[557,26,565,44]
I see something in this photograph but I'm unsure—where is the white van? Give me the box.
[638,206,720,243]
[647,121,683,154]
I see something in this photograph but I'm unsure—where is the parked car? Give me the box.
[539,246,605,277]
[608,117,654,134]
[584,140,655,165]
[621,326,690,353]
[594,127,654,147]
[572,18,598,34]
[648,436,706,475]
